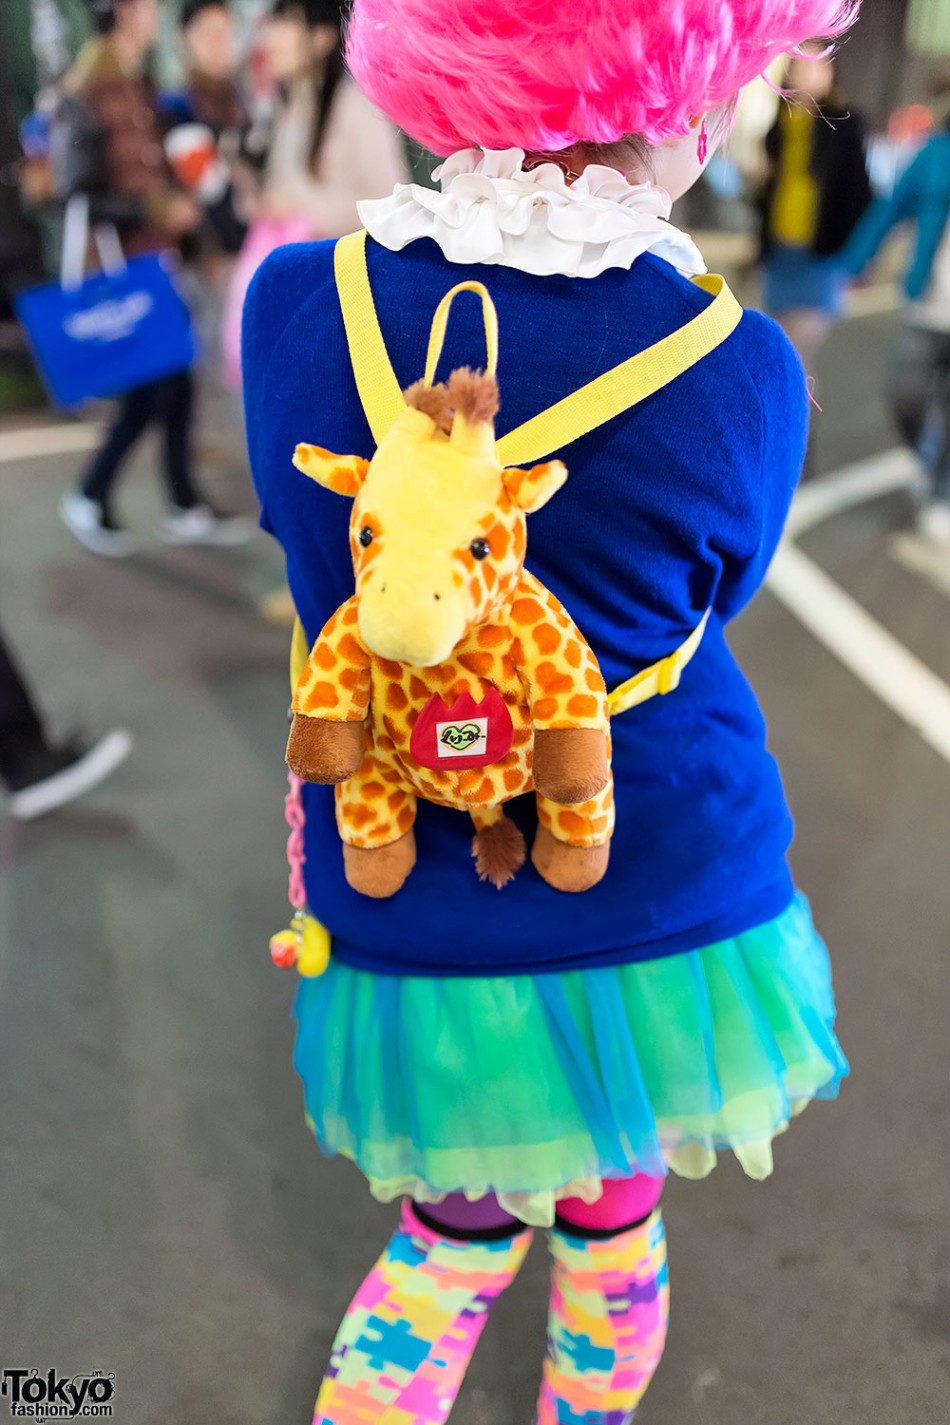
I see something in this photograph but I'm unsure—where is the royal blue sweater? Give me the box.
[243,235,807,977]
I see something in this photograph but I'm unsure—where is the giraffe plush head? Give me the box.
[293,369,567,668]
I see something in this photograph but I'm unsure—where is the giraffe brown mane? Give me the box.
[447,368,500,426]
[404,380,454,433]
[403,369,500,435]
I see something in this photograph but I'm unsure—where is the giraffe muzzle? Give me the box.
[357,583,466,668]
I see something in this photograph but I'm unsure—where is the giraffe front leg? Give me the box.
[336,752,417,898]
[470,805,527,889]
[532,727,610,805]
[290,597,372,784]
[287,713,365,784]
[532,775,614,893]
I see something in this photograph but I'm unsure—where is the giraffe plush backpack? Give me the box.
[285,231,741,903]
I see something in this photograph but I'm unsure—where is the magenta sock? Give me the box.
[414,1192,520,1235]
[557,1174,665,1232]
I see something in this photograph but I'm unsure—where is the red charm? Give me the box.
[409,687,514,771]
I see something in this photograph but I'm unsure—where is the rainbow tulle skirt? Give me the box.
[293,893,847,1225]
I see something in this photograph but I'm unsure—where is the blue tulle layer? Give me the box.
[293,893,847,1216]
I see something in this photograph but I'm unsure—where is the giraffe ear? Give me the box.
[293,444,370,497]
[502,461,568,514]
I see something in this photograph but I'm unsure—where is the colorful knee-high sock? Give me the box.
[315,1200,532,1425]
[537,1209,669,1425]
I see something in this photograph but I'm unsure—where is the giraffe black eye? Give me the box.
[470,538,490,560]
[358,527,374,548]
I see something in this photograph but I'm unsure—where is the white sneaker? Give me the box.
[8,729,133,821]
[59,493,137,558]
[916,501,950,546]
[160,504,253,546]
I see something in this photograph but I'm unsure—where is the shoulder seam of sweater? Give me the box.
[728,329,770,566]
[250,242,338,517]
[256,242,338,407]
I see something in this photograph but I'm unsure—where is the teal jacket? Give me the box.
[844,133,950,300]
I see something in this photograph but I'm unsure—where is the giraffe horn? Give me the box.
[447,370,499,461]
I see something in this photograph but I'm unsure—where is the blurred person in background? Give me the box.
[758,44,871,381]
[160,0,250,257]
[53,0,251,557]
[255,0,407,232]
[845,88,950,544]
[225,0,409,626]
[176,0,247,141]
[221,0,409,389]
[0,622,131,821]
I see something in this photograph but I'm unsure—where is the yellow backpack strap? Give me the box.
[334,230,405,445]
[290,610,309,692]
[608,609,711,716]
[496,276,742,466]
[334,230,743,459]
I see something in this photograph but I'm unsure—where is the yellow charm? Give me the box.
[297,915,331,978]
[269,912,331,977]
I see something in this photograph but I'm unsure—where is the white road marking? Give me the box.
[786,446,918,537]
[846,282,902,319]
[767,542,950,762]
[0,423,102,462]
[768,447,950,764]
[890,531,950,600]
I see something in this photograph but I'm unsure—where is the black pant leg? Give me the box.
[80,382,157,509]
[0,625,47,787]
[930,333,950,501]
[157,368,201,510]
[888,325,940,454]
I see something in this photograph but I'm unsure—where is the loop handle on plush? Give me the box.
[424,281,499,387]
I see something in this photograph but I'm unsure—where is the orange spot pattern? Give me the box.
[296,568,611,851]
[306,682,339,710]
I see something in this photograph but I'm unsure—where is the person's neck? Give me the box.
[524,148,650,189]
[284,56,326,91]
[109,27,146,77]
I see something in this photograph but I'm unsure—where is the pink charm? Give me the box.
[270,929,299,970]
[697,120,709,167]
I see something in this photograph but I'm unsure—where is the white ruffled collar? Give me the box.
[357,147,706,280]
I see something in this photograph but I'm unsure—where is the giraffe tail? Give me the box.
[471,811,526,889]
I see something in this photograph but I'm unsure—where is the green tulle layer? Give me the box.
[294,893,846,1224]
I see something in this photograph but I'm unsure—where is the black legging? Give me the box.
[0,626,46,787]
[81,368,199,512]
[889,325,950,501]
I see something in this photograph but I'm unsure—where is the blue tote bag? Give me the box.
[16,198,196,409]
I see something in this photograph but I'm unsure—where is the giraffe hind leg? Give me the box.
[532,778,614,893]
[344,832,417,899]
[470,805,526,889]
[336,753,418,898]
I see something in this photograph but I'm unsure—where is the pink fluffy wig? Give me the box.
[346,0,860,154]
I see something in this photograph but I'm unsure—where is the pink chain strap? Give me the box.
[270,769,308,969]
[284,770,307,911]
